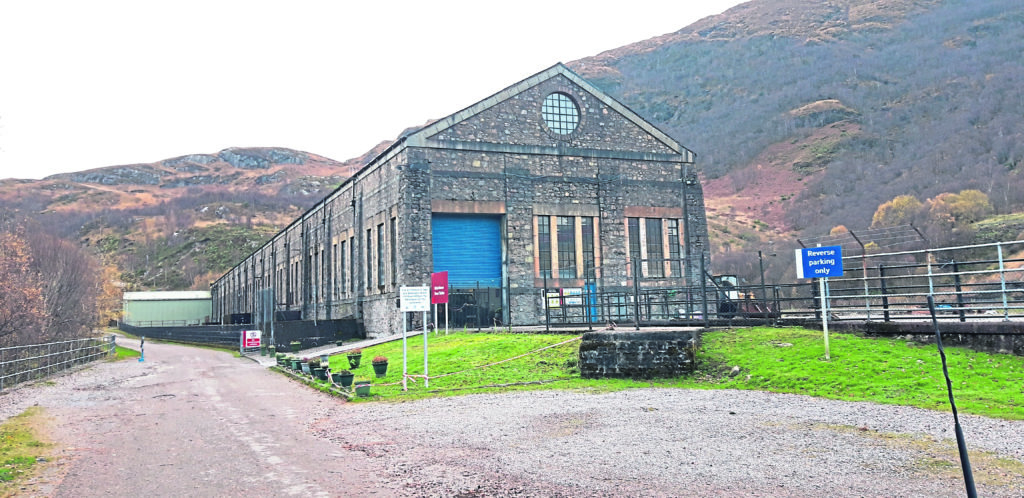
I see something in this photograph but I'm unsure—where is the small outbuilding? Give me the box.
[122,291,212,327]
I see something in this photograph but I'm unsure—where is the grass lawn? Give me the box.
[321,327,1024,420]
[0,406,51,493]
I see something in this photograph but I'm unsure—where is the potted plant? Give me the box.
[290,357,301,371]
[335,338,344,347]
[300,358,312,374]
[331,369,355,388]
[308,358,326,380]
[290,341,302,353]
[347,348,362,369]
[371,355,389,378]
[319,353,330,365]
[275,352,286,366]
[268,345,276,357]
[353,378,372,397]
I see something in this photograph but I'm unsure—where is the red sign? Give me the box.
[243,330,261,348]
[431,271,449,304]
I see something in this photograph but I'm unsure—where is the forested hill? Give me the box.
[570,0,1024,241]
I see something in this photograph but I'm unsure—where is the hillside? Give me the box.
[0,144,390,290]
[571,0,1024,244]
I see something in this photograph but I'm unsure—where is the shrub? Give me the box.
[372,355,388,364]
[348,348,362,355]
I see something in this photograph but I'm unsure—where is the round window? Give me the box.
[541,92,580,135]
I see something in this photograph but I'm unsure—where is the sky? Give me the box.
[0,0,745,180]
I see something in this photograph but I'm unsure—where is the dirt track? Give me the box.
[3,337,1023,497]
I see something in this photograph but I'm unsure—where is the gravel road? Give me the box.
[2,337,1022,497]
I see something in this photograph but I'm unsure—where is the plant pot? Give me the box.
[314,367,327,381]
[347,355,361,369]
[320,354,330,365]
[290,359,300,370]
[260,345,267,356]
[332,372,355,388]
[300,362,311,374]
[268,346,276,356]
[335,340,344,347]
[290,341,301,353]
[354,382,371,397]
[372,361,388,378]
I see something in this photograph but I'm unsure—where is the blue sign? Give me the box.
[795,245,844,279]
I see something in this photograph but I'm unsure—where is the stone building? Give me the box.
[211,63,710,338]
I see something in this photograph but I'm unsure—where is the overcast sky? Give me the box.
[0,1,744,180]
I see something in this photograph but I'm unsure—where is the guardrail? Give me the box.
[542,240,1024,327]
[0,335,116,390]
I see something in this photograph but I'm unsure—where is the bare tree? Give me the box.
[0,226,45,344]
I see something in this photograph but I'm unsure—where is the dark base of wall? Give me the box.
[579,330,700,379]
[119,319,365,350]
[817,320,1024,356]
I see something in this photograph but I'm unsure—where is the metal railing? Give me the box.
[0,335,116,391]
[823,240,1024,321]
[122,319,207,327]
[540,240,1024,327]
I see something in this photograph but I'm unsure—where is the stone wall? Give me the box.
[829,320,1024,356]
[579,329,700,378]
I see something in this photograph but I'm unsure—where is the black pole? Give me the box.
[879,264,890,322]
[544,273,550,333]
[758,250,768,305]
[632,257,641,330]
[927,296,977,498]
[952,261,966,322]
[812,278,821,321]
[700,257,709,328]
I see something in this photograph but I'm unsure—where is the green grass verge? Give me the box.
[321,327,1024,419]
[113,345,141,360]
[0,406,51,491]
[691,327,1023,420]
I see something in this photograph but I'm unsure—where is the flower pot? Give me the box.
[300,362,311,374]
[314,367,327,381]
[331,372,355,388]
[260,344,267,356]
[268,346,276,357]
[372,361,388,378]
[290,359,301,370]
[290,341,301,353]
[335,340,344,347]
[320,354,330,365]
[347,354,361,369]
[354,381,371,397]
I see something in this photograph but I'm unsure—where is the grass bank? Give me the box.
[0,406,51,494]
[324,327,1023,419]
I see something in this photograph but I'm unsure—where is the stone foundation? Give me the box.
[579,329,700,379]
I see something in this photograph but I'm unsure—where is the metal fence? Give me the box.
[540,240,1024,327]
[0,335,116,391]
[821,239,1024,321]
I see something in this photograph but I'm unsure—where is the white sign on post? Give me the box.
[399,285,431,392]
[400,286,430,312]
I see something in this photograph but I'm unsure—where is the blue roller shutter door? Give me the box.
[431,214,502,287]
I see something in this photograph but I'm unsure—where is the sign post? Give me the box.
[240,330,262,356]
[431,272,449,336]
[795,245,843,359]
[400,285,430,391]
